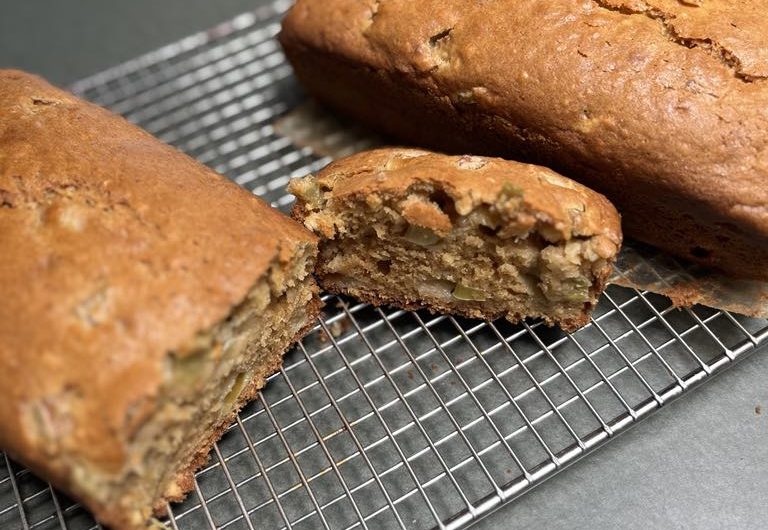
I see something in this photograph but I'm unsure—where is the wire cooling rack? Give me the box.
[2,2,768,529]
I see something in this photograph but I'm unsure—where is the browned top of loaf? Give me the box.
[311,148,622,245]
[281,0,768,237]
[0,70,315,474]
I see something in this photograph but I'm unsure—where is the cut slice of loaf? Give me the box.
[0,70,320,529]
[289,148,622,332]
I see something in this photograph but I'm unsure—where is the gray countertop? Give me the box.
[2,2,766,529]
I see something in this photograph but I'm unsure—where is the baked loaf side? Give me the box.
[0,70,320,530]
[289,149,622,331]
[280,0,768,279]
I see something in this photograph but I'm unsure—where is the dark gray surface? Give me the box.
[1,3,766,529]
[488,350,768,530]
[0,0,261,85]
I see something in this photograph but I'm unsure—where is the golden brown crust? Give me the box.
[311,149,622,245]
[0,70,318,527]
[280,0,768,279]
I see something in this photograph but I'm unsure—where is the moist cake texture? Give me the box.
[290,148,622,331]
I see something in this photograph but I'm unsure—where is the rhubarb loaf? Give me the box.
[0,70,320,529]
[280,0,768,279]
[289,148,622,331]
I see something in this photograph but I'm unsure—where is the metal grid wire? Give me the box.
[2,2,768,529]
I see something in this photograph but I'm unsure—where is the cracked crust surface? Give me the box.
[280,0,768,279]
[0,70,320,529]
[299,149,621,244]
[290,148,622,331]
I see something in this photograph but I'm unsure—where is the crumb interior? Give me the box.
[77,243,317,527]
[305,185,610,327]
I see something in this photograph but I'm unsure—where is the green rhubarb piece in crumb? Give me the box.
[171,349,210,387]
[563,278,592,303]
[223,372,248,408]
[500,182,524,198]
[452,283,488,302]
[403,224,442,247]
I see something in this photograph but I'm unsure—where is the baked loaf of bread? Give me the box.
[280,0,768,280]
[0,70,320,529]
[289,148,622,331]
